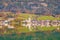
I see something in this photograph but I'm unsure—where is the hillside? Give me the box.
[0,13,60,34]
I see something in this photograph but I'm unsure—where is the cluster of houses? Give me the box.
[0,14,60,31]
[0,12,15,29]
[0,18,15,29]
[22,18,60,31]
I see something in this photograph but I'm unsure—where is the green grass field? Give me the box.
[12,13,60,33]
[1,13,60,34]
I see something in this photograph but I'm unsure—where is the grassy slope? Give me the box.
[37,16,60,20]
[16,14,60,32]
[37,15,60,31]
[4,13,60,34]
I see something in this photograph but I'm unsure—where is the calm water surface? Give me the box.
[0,31,60,40]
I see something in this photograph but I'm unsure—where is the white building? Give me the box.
[22,18,32,31]
[57,20,60,26]
[51,20,58,27]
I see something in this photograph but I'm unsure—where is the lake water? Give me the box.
[0,31,60,40]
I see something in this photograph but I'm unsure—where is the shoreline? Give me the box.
[0,29,60,35]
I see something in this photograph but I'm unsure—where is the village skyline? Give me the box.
[0,12,60,31]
